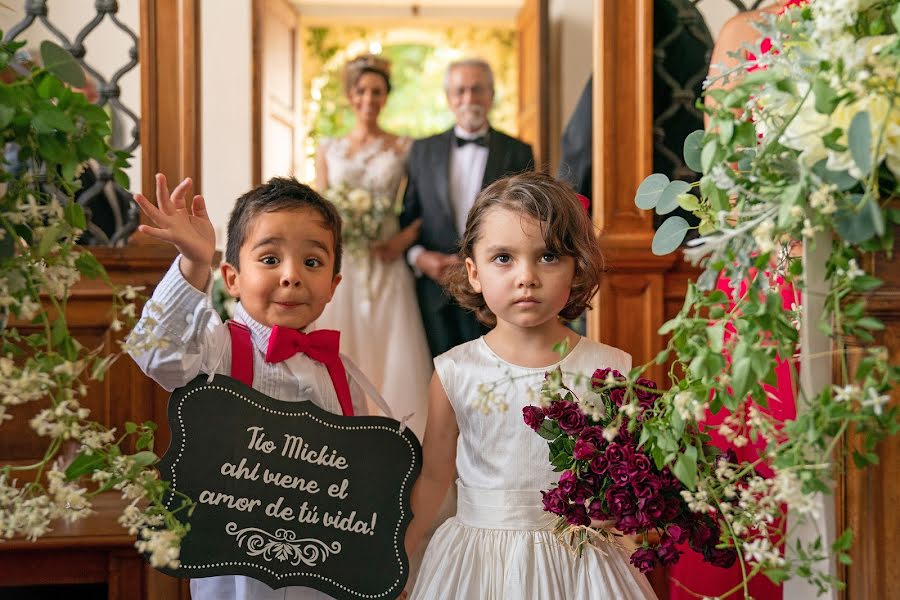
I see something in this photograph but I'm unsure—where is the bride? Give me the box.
[315,54,431,442]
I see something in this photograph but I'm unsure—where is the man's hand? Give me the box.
[415,250,459,284]
[133,173,216,290]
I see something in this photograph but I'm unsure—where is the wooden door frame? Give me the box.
[140,0,202,198]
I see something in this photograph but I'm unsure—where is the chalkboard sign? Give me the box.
[155,375,422,598]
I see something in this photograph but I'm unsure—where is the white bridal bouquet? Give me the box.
[323,182,395,255]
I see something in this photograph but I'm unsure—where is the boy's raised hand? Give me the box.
[134,173,216,290]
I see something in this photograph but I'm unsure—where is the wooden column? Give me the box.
[589,0,692,390]
[140,0,202,197]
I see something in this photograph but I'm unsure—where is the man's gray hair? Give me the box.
[444,58,495,92]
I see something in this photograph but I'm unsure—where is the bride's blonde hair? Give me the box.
[343,54,392,95]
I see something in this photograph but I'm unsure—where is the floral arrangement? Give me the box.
[322,182,395,255]
[0,38,191,567]
[525,367,737,574]
[625,0,898,596]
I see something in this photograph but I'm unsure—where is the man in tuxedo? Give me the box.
[401,58,534,357]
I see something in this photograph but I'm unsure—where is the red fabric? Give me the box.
[575,193,591,213]
[667,276,797,599]
[746,0,808,70]
[265,326,354,417]
[228,321,254,387]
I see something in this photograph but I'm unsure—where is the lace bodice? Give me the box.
[322,136,411,200]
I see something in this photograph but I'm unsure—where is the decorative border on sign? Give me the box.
[225,521,342,567]
[165,380,418,599]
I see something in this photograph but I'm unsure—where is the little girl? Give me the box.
[405,172,657,598]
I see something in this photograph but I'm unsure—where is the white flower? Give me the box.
[801,218,818,239]
[346,188,373,213]
[752,220,775,254]
[602,425,619,442]
[862,387,890,416]
[845,258,865,280]
[809,184,837,215]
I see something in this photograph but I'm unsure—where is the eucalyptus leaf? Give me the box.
[657,180,691,215]
[848,111,871,176]
[813,78,839,114]
[701,140,717,173]
[731,357,752,400]
[673,452,697,490]
[652,216,690,255]
[635,173,669,209]
[718,119,734,145]
[835,193,877,243]
[812,159,860,191]
[39,40,85,88]
[683,130,704,172]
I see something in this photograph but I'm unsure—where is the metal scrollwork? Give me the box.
[3,0,141,246]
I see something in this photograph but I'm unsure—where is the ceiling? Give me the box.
[289,0,524,20]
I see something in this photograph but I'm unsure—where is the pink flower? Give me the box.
[573,438,597,460]
[579,426,607,449]
[609,463,631,485]
[604,443,627,464]
[638,496,666,521]
[632,474,663,499]
[663,496,682,521]
[609,388,626,406]
[704,546,738,569]
[630,547,657,573]
[634,377,659,408]
[666,524,687,544]
[558,470,578,496]
[605,486,637,516]
[541,488,568,515]
[591,367,623,387]
[571,484,594,505]
[628,453,652,476]
[557,404,588,435]
[580,471,602,494]
[616,513,642,534]
[544,400,570,420]
[589,453,609,475]
[565,503,590,527]
[656,538,682,566]
[522,405,545,431]
[588,498,607,520]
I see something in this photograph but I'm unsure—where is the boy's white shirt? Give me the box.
[128,256,368,600]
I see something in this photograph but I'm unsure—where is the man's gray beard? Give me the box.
[458,106,487,131]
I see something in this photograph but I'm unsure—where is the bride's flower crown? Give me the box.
[344,54,392,93]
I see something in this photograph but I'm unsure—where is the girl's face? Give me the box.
[465,207,576,331]
[348,72,388,125]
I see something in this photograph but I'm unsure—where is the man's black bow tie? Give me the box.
[455,135,488,148]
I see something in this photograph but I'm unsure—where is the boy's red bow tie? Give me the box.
[265,326,353,416]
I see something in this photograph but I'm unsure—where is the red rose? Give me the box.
[522,405,545,431]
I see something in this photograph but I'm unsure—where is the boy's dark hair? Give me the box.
[445,171,604,326]
[225,177,343,274]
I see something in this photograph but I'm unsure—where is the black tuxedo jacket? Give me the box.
[400,126,534,316]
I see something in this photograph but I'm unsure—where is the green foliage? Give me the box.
[0,37,192,561]
[627,3,900,596]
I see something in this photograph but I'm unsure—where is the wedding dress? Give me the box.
[315,136,431,442]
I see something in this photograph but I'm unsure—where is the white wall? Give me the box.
[0,0,142,190]
[549,0,593,152]
[200,0,254,249]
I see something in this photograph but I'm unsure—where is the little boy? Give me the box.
[129,173,367,599]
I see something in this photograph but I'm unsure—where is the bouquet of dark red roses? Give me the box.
[524,367,737,573]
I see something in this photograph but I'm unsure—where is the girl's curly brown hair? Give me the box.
[445,171,604,327]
